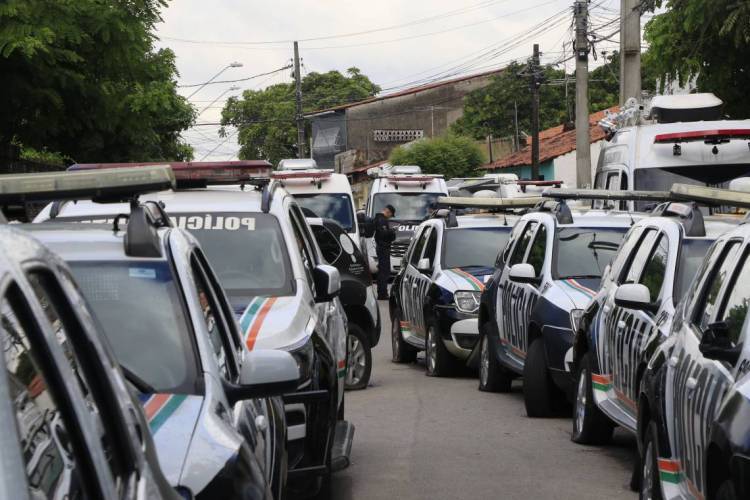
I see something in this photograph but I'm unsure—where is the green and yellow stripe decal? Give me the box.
[448,269,485,291]
[591,373,612,392]
[143,393,188,434]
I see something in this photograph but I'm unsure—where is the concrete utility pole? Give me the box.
[530,44,541,180]
[574,0,592,188]
[620,0,642,104]
[293,41,305,158]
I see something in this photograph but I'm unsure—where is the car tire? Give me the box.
[425,322,459,377]
[478,332,512,392]
[572,352,614,444]
[639,421,664,500]
[345,324,372,391]
[523,338,562,418]
[716,480,738,500]
[391,311,417,363]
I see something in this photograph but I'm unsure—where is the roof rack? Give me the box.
[437,196,544,210]
[271,169,334,189]
[541,188,673,203]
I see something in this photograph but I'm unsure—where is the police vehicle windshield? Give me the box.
[674,238,714,302]
[555,227,627,279]
[372,193,442,221]
[294,193,354,232]
[442,228,511,269]
[69,261,199,394]
[173,212,295,308]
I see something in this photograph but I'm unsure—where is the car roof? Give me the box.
[277,172,353,195]
[451,213,519,229]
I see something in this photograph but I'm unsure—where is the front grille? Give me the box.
[391,240,410,258]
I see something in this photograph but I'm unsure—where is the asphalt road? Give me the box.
[329,301,638,500]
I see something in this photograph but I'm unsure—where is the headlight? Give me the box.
[454,291,481,314]
[570,309,585,333]
[287,339,315,384]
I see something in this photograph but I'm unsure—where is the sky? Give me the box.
[154,0,626,161]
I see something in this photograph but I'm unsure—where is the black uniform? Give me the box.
[374,213,395,299]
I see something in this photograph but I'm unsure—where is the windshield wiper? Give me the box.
[560,274,600,280]
[120,365,157,394]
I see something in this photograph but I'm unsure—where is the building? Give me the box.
[306,69,504,170]
[482,107,618,188]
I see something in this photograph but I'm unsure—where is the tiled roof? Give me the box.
[483,106,618,170]
[307,68,504,117]
[348,159,388,174]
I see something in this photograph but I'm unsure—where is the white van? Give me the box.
[363,165,448,274]
[274,159,360,248]
[596,94,750,210]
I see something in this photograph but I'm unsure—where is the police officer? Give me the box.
[374,205,396,300]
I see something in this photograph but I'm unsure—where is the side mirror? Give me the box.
[508,263,538,285]
[224,350,300,405]
[700,322,741,365]
[614,284,658,313]
[417,258,431,273]
[313,264,341,302]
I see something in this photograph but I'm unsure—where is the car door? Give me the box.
[667,239,746,498]
[412,225,440,336]
[516,221,548,356]
[496,220,538,361]
[605,228,661,418]
[401,226,429,341]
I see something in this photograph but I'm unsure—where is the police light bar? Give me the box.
[654,129,750,144]
[671,183,750,209]
[437,196,544,209]
[542,188,673,202]
[271,169,333,181]
[383,174,443,183]
[69,161,273,186]
[0,166,175,204]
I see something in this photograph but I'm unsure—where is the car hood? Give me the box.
[235,295,309,351]
[556,278,600,309]
[138,393,204,486]
[439,266,495,292]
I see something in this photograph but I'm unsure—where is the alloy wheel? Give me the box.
[346,334,366,387]
[642,439,655,500]
[426,327,437,373]
[480,336,490,386]
[574,368,587,436]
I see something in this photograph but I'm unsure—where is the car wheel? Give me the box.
[639,421,664,500]
[345,324,372,391]
[572,352,614,444]
[478,333,512,392]
[523,338,562,418]
[425,323,458,377]
[716,480,738,500]
[391,311,416,363]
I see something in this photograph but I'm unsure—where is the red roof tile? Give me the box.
[483,107,618,170]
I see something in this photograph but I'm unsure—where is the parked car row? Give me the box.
[0,163,357,499]
[389,185,750,500]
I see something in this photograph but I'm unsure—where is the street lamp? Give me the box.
[197,85,241,117]
[187,62,243,100]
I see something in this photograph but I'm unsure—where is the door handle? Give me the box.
[412,283,418,289]
[617,321,627,330]
[603,306,611,314]
[686,378,698,392]
[668,356,679,367]
[255,415,268,432]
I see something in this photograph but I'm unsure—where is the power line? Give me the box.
[179,65,292,88]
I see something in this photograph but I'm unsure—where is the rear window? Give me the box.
[294,193,354,232]
[443,227,511,269]
[70,261,199,394]
[674,238,714,303]
[555,227,627,279]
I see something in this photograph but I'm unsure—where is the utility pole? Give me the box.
[530,44,541,180]
[574,0,592,188]
[514,101,520,152]
[293,41,305,158]
[620,0,642,104]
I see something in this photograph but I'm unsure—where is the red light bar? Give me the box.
[516,180,564,186]
[69,161,273,185]
[271,169,333,180]
[654,129,750,144]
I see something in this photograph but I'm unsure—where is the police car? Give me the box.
[306,216,381,390]
[28,166,301,498]
[479,198,633,416]
[570,188,740,446]
[635,186,750,500]
[274,159,361,249]
[390,196,537,376]
[0,221,180,500]
[37,161,353,495]
[363,165,448,274]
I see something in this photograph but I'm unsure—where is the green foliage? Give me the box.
[222,67,379,166]
[589,51,658,112]
[389,135,483,178]
[644,0,750,117]
[0,0,195,163]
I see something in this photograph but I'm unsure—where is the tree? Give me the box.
[389,135,483,178]
[0,0,195,164]
[589,51,658,112]
[221,67,379,166]
[643,0,750,117]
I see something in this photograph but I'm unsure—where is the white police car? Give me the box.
[482,198,633,416]
[37,161,353,496]
[30,166,300,498]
